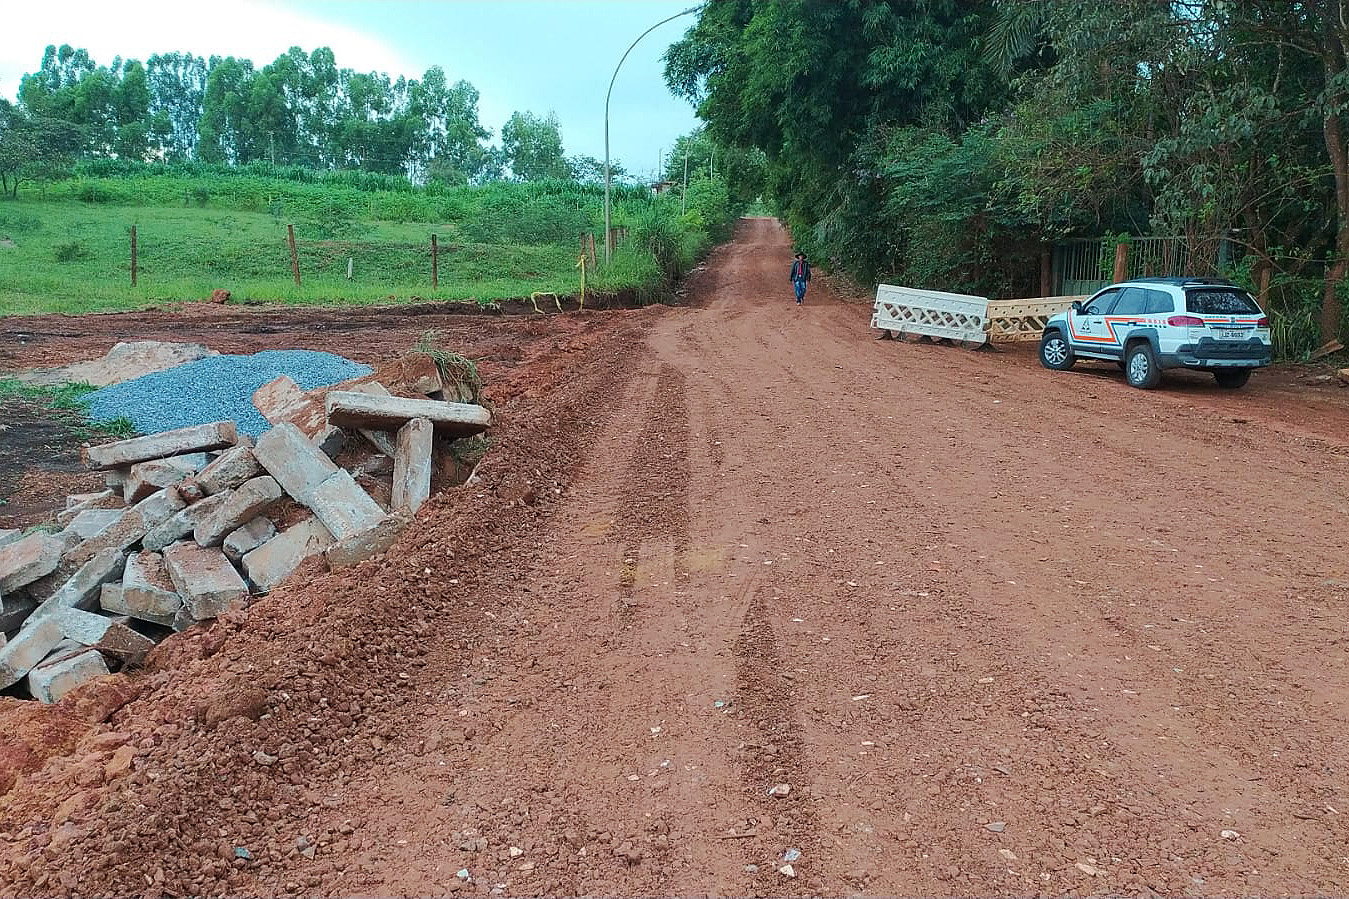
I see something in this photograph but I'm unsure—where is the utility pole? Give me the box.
[604,4,704,265]
[682,150,689,214]
[288,224,301,286]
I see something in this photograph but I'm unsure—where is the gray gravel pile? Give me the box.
[83,350,371,437]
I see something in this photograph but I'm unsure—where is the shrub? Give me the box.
[53,240,89,262]
[76,183,113,203]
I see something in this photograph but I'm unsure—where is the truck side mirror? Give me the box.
[1070,301,1084,314]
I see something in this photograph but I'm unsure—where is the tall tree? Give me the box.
[147,52,208,161]
[113,59,151,159]
[198,56,256,163]
[501,111,569,181]
[407,66,491,182]
[0,99,82,196]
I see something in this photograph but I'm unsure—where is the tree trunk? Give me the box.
[1319,17,1349,341]
[1322,104,1348,341]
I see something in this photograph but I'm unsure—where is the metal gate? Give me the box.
[1052,236,1228,295]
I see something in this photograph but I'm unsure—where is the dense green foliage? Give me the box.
[667,0,1349,354]
[0,43,608,185]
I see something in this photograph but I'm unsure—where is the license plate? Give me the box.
[1214,328,1247,341]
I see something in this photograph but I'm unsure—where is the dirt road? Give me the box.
[4,218,1349,897]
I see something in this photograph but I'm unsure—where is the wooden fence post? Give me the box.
[130,225,137,287]
[1258,265,1271,304]
[1113,241,1129,283]
[288,224,301,287]
[588,233,596,267]
[431,233,439,289]
[1039,248,1051,297]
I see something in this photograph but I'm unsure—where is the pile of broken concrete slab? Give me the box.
[0,356,490,703]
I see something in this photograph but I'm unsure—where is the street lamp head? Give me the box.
[604,3,706,264]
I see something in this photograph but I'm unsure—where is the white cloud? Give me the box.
[0,0,412,100]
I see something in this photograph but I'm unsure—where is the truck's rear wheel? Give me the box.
[1125,342,1162,389]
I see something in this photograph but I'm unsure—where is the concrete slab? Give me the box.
[142,492,228,552]
[346,382,398,456]
[194,476,282,546]
[307,470,386,540]
[253,375,327,435]
[162,542,248,620]
[66,491,106,510]
[57,608,155,663]
[86,421,238,470]
[27,648,110,703]
[0,533,64,594]
[241,518,333,592]
[120,551,183,619]
[325,512,412,570]
[254,422,339,503]
[194,445,263,495]
[0,614,65,689]
[124,454,209,502]
[392,417,433,514]
[56,490,119,525]
[325,391,490,437]
[22,548,127,631]
[223,518,277,566]
[100,583,178,628]
[59,486,183,569]
[62,509,123,541]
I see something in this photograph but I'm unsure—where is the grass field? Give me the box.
[0,166,719,316]
[0,377,136,437]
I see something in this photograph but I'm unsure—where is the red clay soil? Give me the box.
[2,217,1349,897]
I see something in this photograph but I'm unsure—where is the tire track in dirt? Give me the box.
[611,363,691,632]
[727,580,821,892]
[299,348,767,896]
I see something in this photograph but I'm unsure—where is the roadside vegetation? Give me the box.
[667,1,1349,359]
[0,378,136,438]
[0,163,750,315]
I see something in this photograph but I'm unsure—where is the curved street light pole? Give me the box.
[604,4,703,265]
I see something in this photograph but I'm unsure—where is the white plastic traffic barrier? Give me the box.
[871,284,989,345]
[985,296,1082,341]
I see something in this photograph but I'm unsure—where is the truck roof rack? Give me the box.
[1128,276,1237,287]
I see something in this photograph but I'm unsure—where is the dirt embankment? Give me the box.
[3,217,1349,897]
[0,304,659,896]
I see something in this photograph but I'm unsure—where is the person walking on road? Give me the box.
[790,252,812,305]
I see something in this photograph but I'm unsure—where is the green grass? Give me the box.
[0,170,687,315]
[0,377,138,438]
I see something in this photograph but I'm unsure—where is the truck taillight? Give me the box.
[1168,315,1205,327]
[1256,316,1270,327]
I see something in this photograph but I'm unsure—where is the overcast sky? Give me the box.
[1,0,704,178]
